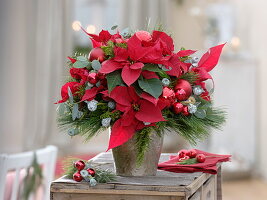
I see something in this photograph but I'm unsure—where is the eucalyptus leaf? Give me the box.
[68,87,73,104]
[72,104,79,121]
[138,78,163,98]
[73,60,89,68]
[106,70,123,92]
[194,109,206,119]
[142,64,161,72]
[111,25,118,30]
[57,103,67,115]
[91,60,101,71]
[76,56,88,62]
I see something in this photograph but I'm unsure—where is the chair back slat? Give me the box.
[0,145,58,200]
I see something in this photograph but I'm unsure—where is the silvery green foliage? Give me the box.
[72,104,79,120]
[89,178,97,186]
[107,101,116,109]
[68,86,74,104]
[86,82,94,89]
[96,81,101,87]
[193,86,204,95]
[143,122,151,126]
[68,128,79,136]
[101,118,111,127]
[80,169,89,178]
[188,104,197,114]
[91,60,101,71]
[87,100,98,111]
[57,103,69,115]
[162,78,170,86]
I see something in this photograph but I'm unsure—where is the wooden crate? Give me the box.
[51,152,222,200]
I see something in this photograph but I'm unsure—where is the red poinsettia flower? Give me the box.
[70,68,89,84]
[107,86,165,150]
[56,82,82,104]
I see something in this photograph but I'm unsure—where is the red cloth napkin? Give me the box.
[158,149,231,174]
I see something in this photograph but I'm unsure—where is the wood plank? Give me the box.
[52,192,186,200]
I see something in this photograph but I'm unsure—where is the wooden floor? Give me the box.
[223,179,267,200]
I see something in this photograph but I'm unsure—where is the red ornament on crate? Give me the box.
[73,172,83,182]
[178,149,188,158]
[74,160,85,171]
[196,154,206,163]
[175,89,188,101]
[89,47,105,62]
[188,149,197,158]
[87,168,96,177]
[178,156,190,162]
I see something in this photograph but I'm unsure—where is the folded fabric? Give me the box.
[158,149,231,174]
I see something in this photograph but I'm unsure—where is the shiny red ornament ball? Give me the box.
[89,47,105,63]
[196,154,206,163]
[173,102,184,114]
[162,87,175,99]
[73,172,83,182]
[182,106,190,116]
[178,155,190,162]
[87,168,96,177]
[188,149,197,158]
[175,89,188,101]
[74,160,85,171]
[174,79,192,100]
[178,149,188,158]
[136,31,152,42]
[88,72,98,84]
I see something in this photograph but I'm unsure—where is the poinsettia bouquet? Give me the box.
[56,27,226,158]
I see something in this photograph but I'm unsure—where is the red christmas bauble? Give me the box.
[182,106,190,116]
[162,87,175,99]
[178,149,188,158]
[188,149,197,158]
[136,31,152,42]
[174,79,192,100]
[196,154,206,163]
[88,72,98,84]
[73,172,83,182]
[87,168,96,177]
[173,102,184,114]
[175,89,188,101]
[89,47,105,63]
[74,160,85,171]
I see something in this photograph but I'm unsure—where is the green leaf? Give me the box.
[194,109,206,119]
[111,25,118,30]
[76,56,88,62]
[72,104,79,121]
[73,60,89,68]
[106,71,123,92]
[138,78,163,98]
[91,60,101,71]
[142,64,161,72]
[176,158,198,165]
[68,87,74,104]
[157,71,170,79]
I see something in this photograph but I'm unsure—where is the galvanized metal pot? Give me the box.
[112,130,163,176]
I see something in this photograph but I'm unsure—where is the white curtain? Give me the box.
[0,0,73,153]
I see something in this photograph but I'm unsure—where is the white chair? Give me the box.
[0,145,58,200]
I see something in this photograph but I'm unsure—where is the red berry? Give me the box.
[89,47,105,63]
[87,168,96,177]
[182,106,190,116]
[178,149,188,158]
[196,154,206,163]
[73,172,83,182]
[175,89,188,101]
[74,160,85,171]
[188,149,197,158]
[173,102,184,114]
[178,156,190,162]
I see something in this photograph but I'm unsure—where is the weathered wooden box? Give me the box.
[51,152,222,200]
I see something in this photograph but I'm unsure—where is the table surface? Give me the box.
[51,152,218,197]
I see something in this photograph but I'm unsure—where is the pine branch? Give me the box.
[179,72,199,84]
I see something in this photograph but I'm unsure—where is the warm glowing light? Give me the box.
[86,25,96,34]
[231,36,240,48]
[72,21,81,31]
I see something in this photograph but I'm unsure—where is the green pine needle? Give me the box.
[177,158,198,165]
